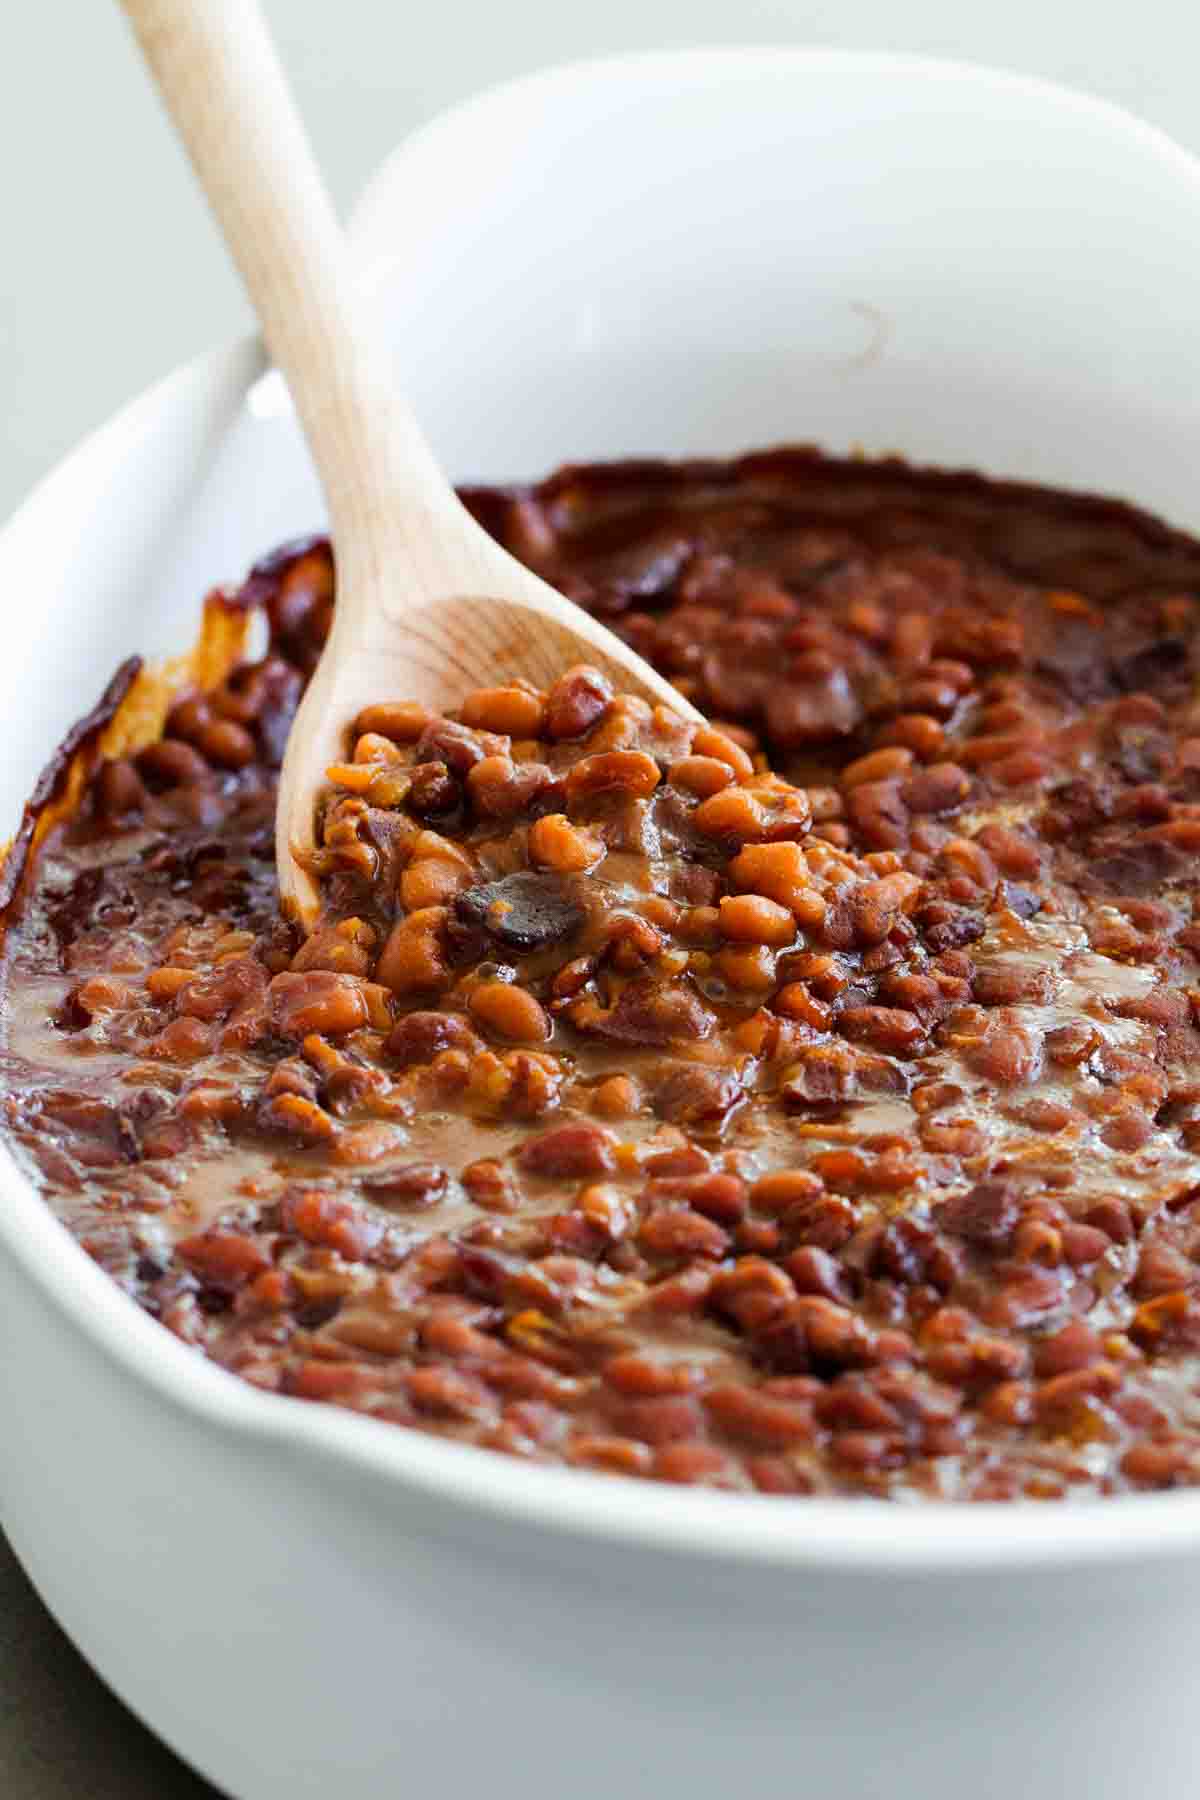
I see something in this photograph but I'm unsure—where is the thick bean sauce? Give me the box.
[7,448,1200,1501]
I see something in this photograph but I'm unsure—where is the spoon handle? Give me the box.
[118,0,461,598]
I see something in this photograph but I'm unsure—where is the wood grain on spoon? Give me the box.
[118,0,702,928]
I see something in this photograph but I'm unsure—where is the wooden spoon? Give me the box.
[119,0,701,928]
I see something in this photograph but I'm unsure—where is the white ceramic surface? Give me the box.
[3,49,1200,1800]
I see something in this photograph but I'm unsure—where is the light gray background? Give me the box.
[4,0,1200,523]
[2,1,1200,1795]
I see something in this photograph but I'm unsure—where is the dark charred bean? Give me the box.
[455,871,585,952]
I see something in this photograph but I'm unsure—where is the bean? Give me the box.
[414,718,489,774]
[784,1245,851,1302]
[668,755,736,798]
[845,778,909,849]
[718,893,796,945]
[1132,1243,1195,1299]
[603,1355,704,1397]
[588,1075,641,1119]
[527,813,605,872]
[374,913,449,995]
[197,719,257,768]
[543,666,613,739]
[178,1230,271,1287]
[691,786,765,842]
[638,1208,729,1260]
[638,1267,715,1317]
[352,731,403,766]
[459,684,546,737]
[902,763,970,815]
[646,1172,747,1225]
[728,840,810,910]
[1035,1321,1102,1377]
[690,725,756,781]
[842,746,914,788]
[891,612,934,670]
[461,1159,516,1212]
[268,972,369,1038]
[838,1005,925,1055]
[467,756,553,818]
[137,740,210,788]
[773,983,831,1029]
[938,1181,1021,1246]
[354,700,432,742]
[386,1010,479,1065]
[569,1436,654,1475]
[565,749,661,801]
[616,1395,704,1445]
[291,918,376,977]
[714,944,777,990]
[408,762,460,819]
[166,692,212,740]
[704,1384,814,1448]
[879,713,945,759]
[400,854,473,911]
[95,758,146,818]
[519,1122,616,1178]
[468,981,551,1044]
[654,1443,736,1486]
[148,1016,214,1062]
[750,1169,824,1215]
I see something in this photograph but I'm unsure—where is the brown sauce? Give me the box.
[5,448,1200,1501]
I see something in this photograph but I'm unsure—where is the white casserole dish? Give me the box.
[3,48,1200,1800]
